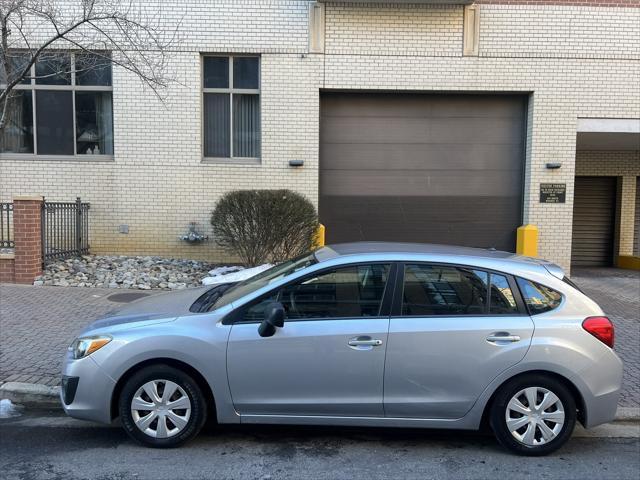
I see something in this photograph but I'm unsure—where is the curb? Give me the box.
[0,381,61,408]
[615,407,640,422]
[1,381,639,422]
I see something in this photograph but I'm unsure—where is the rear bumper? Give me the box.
[583,387,622,428]
[579,349,623,428]
[60,354,116,424]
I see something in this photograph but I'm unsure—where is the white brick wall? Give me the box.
[325,4,464,55]
[1,1,639,271]
[479,5,640,59]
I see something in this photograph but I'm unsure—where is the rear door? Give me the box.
[383,263,534,419]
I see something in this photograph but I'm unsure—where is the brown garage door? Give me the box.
[571,176,617,267]
[319,93,527,251]
[634,176,639,257]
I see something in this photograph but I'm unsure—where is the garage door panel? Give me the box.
[321,94,525,119]
[322,116,522,145]
[320,195,520,249]
[320,93,526,252]
[320,143,523,172]
[320,169,523,197]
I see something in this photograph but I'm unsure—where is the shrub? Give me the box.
[211,189,319,266]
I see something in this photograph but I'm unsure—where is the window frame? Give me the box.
[224,262,398,325]
[201,54,261,164]
[0,51,114,162]
[487,271,521,315]
[390,262,528,318]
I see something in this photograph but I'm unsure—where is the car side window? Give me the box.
[242,264,391,322]
[489,273,518,314]
[402,264,488,316]
[516,278,562,315]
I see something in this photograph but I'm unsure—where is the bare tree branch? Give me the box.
[0,0,181,133]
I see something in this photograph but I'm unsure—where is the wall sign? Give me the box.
[539,183,566,203]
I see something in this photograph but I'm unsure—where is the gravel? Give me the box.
[35,255,218,290]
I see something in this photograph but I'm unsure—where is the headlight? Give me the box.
[69,335,112,359]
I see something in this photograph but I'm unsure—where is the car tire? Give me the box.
[118,364,207,448]
[490,374,576,456]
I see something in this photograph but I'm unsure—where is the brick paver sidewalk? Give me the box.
[0,285,124,386]
[1,269,638,407]
[571,268,640,408]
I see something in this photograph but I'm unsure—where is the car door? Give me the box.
[227,262,395,417]
[383,263,534,419]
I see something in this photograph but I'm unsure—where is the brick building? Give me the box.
[1,0,638,272]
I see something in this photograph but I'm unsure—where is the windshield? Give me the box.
[212,252,318,310]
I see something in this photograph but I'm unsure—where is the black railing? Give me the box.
[0,202,14,248]
[42,197,90,261]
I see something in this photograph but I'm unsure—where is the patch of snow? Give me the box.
[0,399,22,419]
[202,264,272,286]
[207,265,243,277]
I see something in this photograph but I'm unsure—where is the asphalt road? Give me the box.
[1,410,639,480]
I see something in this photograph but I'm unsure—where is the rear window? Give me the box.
[516,278,562,315]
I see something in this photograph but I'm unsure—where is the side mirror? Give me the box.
[258,302,285,338]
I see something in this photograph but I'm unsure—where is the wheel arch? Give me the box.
[480,370,587,429]
[110,357,217,422]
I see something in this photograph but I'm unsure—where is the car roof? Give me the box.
[314,242,564,279]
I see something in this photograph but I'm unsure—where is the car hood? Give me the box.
[82,286,212,333]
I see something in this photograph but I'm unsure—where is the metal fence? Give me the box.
[42,197,91,261]
[0,202,14,248]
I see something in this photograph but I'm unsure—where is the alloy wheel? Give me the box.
[131,379,192,438]
[505,386,565,446]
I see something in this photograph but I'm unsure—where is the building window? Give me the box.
[202,55,260,161]
[0,51,113,158]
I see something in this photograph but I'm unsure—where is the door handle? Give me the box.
[486,333,521,343]
[348,337,383,347]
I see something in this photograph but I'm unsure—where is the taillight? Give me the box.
[582,316,614,348]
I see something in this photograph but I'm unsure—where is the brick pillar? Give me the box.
[618,176,637,257]
[13,196,43,284]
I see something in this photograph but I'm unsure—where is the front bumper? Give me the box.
[61,375,79,405]
[60,353,116,424]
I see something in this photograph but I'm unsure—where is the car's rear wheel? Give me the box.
[490,374,576,456]
[118,364,207,448]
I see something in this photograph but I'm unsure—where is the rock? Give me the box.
[33,280,44,286]
[39,255,217,291]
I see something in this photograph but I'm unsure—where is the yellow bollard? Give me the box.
[516,224,538,257]
[315,223,326,248]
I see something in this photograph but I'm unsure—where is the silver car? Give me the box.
[61,242,622,455]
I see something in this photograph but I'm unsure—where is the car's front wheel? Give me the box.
[118,364,207,448]
[490,374,576,456]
